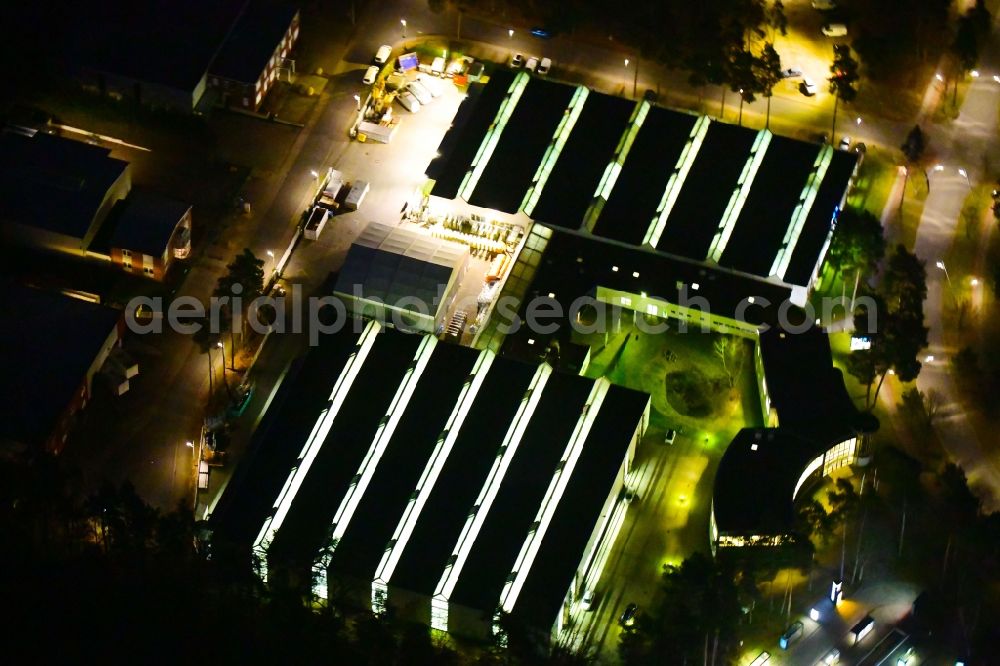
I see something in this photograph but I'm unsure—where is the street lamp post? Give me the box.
[401,18,407,39]
[217,341,228,382]
[936,260,954,291]
[354,94,361,112]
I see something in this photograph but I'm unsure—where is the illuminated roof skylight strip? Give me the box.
[317,334,438,560]
[772,144,834,278]
[369,350,496,608]
[498,378,610,614]
[432,363,553,609]
[581,99,650,231]
[644,115,711,248]
[459,72,530,200]
[708,129,772,262]
[521,85,590,216]
[252,320,382,581]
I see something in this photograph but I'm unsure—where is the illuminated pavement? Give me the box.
[908,15,1000,512]
[558,428,717,662]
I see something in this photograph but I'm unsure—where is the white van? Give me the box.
[362,65,379,85]
[374,44,392,65]
[397,90,421,113]
[416,74,442,97]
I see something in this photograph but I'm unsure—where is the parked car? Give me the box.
[362,65,379,85]
[822,23,848,37]
[779,621,804,649]
[811,0,837,9]
[619,603,638,627]
[407,80,432,105]
[838,135,852,151]
[510,52,524,68]
[531,26,553,39]
[781,67,803,79]
[537,57,552,75]
[396,91,421,113]
[800,76,818,96]
[525,56,539,72]
[374,44,392,65]
[581,588,595,611]
[820,648,840,665]
[664,429,677,445]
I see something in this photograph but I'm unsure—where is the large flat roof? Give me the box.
[0,133,129,241]
[450,372,593,612]
[210,1,298,84]
[591,107,697,244]
[713,428,820,535]
[499,226,794,359]
[531,93,635,230]
[210,328,361,548]
[510,385,647,630]
[654,122,759,260]
[759,326,871,445]
[718,136,821,275]
[327,343,480,581]
[469,79,577,213]
[0,284,121,448]
[389,360,537,595]
[73,0,247,91]
[267,331,423,565]
[428,68,516,199]
[784,151,858,286]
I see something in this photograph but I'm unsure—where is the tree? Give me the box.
[214,248,265,341]
[826,208,886,301]
[901,125,927,163]
[848,245,929,408]
[828,44,860,142]
[766,1,788,37]
[850,0,951,82]
[620,553,743,664]
[758,42,783,128]
[714,335,745,388]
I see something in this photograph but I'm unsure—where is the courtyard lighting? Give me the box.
[508,28,514,38]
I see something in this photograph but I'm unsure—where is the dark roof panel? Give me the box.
[428,68,516,199]
[591,107,697,244]
[328,343,480,581]
[469,79,577,213]
[390,360,538,595]
[450,372,593,613]
[531,93,635,230]
[0,133,129,240]
[105,188,190,257]
[718,136,820,275]
[654,122,758,260]
[268,330,423,565]
[511,385,647,630]
[210,2,298,84]
[0,284,121,447]
[784,151,858,285]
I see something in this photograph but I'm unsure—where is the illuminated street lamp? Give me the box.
[354,94,361,111]
[508,28,514,38]
[266,249,275,277]
[855,116,862,126]
[185,440,194,449]
[971,69,980,78]
[971,278,980,287]
[935,72,945,82]
[400,18,407,38]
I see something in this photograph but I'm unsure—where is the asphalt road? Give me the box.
[908,15,1000,512]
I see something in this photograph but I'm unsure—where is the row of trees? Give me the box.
[0,452,591,664]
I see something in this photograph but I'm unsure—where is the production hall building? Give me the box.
[211,322,649,648]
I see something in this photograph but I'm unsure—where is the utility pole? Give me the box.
[456,10,462,40]
[633,57,639,98]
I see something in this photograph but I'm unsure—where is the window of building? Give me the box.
[143,266,155,277]
[121,249,131,258]
[243,97,249,107]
